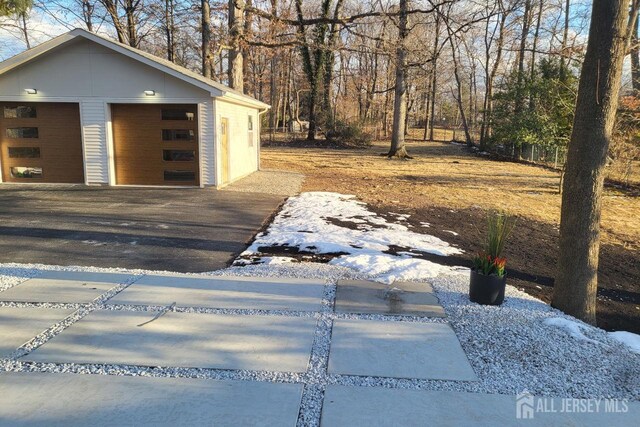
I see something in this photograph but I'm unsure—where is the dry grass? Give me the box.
[262,139,639,252]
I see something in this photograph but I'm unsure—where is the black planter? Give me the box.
[469,269,506,305]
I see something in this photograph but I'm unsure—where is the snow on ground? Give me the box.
[239,192,462,283]
[609,331,640,354]
[543,317,602,345]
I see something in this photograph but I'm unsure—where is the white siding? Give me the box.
[199,100,216,186]
[80,100,109,184]
[215,99,260,185]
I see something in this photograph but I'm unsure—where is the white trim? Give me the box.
[105,102,116,185]
[77,101,89,184]
[0,96,208,103]
[197,102,204,188]
[110,184,201,189]
[211,100,217,186]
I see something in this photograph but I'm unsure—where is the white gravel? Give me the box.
[1,261,639,427]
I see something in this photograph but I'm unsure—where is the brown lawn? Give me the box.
[260,134,640,334]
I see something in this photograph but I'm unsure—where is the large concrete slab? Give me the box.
[108,274,325,311]
[321,386,639,427]
[328,319,477,381]
[335,280,445,317]
[0,186,283,272]
[26,310,316,372]
[0,307,74,357]
[0,271,134,303]
[0,372,302,426]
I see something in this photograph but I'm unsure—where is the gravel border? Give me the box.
[1,262,639,427]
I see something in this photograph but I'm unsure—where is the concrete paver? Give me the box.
[108,274,325,311]
[328,319,477,381]
[321,385,639,427]
[0,307,74,357]
[0,372,303,427]
[334,279,445,317]
[26,309,316,372]
[0,271,133,303]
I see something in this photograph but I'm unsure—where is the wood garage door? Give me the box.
[0,102,84,183]
[111,104,199,186]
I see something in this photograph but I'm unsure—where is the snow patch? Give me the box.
[443,230,459,236]
[543,317,601,346]
[242,192,462,281]
[609,331,640,354]
[330,254,454,284]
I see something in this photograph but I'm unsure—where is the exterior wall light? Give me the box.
[144,90,156,96]
[24,88,37,94]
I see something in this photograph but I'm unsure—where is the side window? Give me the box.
[248,115,254,147]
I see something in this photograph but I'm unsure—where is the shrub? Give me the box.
[325,121,372,147]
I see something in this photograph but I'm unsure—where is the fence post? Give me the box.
[554,147,559,169]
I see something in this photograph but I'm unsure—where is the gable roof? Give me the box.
[0,28,269,110]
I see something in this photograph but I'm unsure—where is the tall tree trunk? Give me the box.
[20,12,30,49]
[242,0,253,92]
[125,0,138,47]
[322,0,344,122]
[528,0,543,111]
[101,0,127,44]
[423,79,432,140]
[428,14,440,141]
[448,31,472,146]
[202,0,212,77]
[480,5,507,147]
[268,0,278,129]
[165,0,175,62]
[228,0,245,92]
[553,0,631,324]
[561,0,570,67]
[388,0,410,158]
[82,0,94,31]
[513,0,532,159]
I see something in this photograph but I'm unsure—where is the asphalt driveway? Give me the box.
[0,185,284,272]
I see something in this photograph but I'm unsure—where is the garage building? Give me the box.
[0,28,269,187]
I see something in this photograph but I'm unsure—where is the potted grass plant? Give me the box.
[469,211,515,306]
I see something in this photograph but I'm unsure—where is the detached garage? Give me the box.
[0,28,269,187]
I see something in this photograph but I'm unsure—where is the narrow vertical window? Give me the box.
[248,115,254,147]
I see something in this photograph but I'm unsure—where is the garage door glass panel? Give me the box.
[6,127,38,138]
[8,147,40,158]
[163,150,195,162]
[10,166,42,178]
[161,109,195,121]
[4,106,37,118]
[164,170,195,181]
[162,129,195,141]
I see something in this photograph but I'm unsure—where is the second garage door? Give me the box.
[111,104,199,186]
